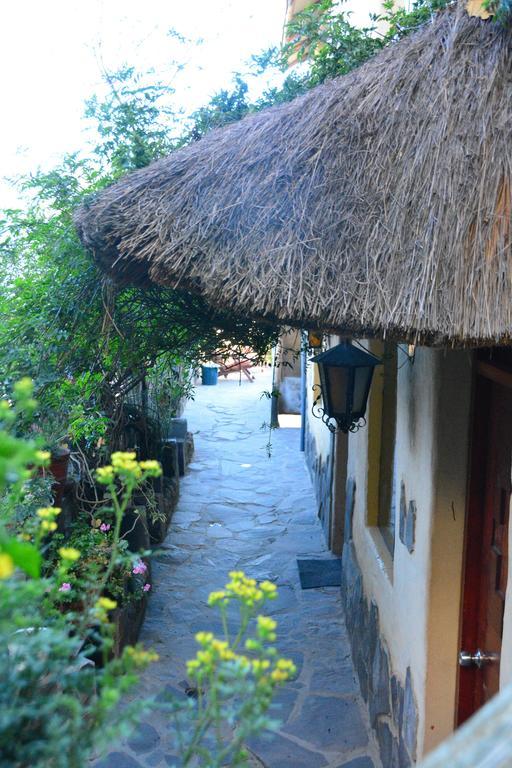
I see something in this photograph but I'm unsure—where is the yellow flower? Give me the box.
[111,451,137,464]
[197,649,214,668]
[225,577,263,606]
[0,553,14,579]
[35,450,51,465]
[271,669,289,683]
[210,639,236,661]
[13,377,33,397]
[108,453,142,479]
[225,573,272,603]
[96,466,114,484]
[195,631,214,646]
[110,452,140,474]
[58,547,81,562]
[276,660,297,680]
[276,658,296,671]
[97,597,117,611]
[252,659,271,674]
[139,460,162,476]
[207,590,229,607]
[257,616,277,633]
[37,507,61,519]
[260,580,278,598]
[125,646,159,664]
[40,520,58,532]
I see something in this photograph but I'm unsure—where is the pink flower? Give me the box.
[133,560,148,575]
[59,582,72,592]
[143,583,151,592]
[100,523,111,532]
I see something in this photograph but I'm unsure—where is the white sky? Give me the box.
[0,0,288,208]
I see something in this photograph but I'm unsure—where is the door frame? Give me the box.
[457,356,512,724]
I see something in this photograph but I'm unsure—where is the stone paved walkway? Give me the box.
[96,371,381,768]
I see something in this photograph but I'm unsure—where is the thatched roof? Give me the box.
[75,5,512,346]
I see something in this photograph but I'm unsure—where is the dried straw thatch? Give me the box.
[75,5,512,346]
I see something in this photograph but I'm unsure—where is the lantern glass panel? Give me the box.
[325,365,348,417]
[352,366,373,417]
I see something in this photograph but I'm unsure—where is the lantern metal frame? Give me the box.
[310,342,382,434]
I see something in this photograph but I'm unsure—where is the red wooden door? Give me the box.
[458,372,512,724]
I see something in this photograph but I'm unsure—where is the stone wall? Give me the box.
[342,479,418,768]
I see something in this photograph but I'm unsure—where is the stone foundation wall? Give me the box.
[342,481,418,767]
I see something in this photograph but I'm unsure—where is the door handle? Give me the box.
[459,649,500,669]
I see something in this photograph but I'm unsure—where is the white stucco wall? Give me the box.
[275,329,303,414]
[347,346,472,756]
[305,334,338,468]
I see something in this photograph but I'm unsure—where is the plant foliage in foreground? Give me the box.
[163,572,296,767]
[0,384,160,767]
[0,384,295,767]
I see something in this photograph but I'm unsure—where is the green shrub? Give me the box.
[0,384,159,766]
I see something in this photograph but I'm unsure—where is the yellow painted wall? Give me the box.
[305,339,512,754]
[347,346,472,756]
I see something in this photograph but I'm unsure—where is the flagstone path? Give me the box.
[95,370,381,768]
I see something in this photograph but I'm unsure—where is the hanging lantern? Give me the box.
[310,342,381,433]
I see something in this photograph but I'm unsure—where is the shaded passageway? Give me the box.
[96,370,380,768]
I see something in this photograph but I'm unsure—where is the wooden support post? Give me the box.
[330,430,348,555]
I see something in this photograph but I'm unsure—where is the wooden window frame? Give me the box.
[367,341,398,556]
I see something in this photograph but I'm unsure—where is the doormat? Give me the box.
[297,558,342,589]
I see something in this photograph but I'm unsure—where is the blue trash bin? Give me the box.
[201,365,218,385]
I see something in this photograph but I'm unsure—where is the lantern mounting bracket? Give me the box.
[311,385,367,434]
